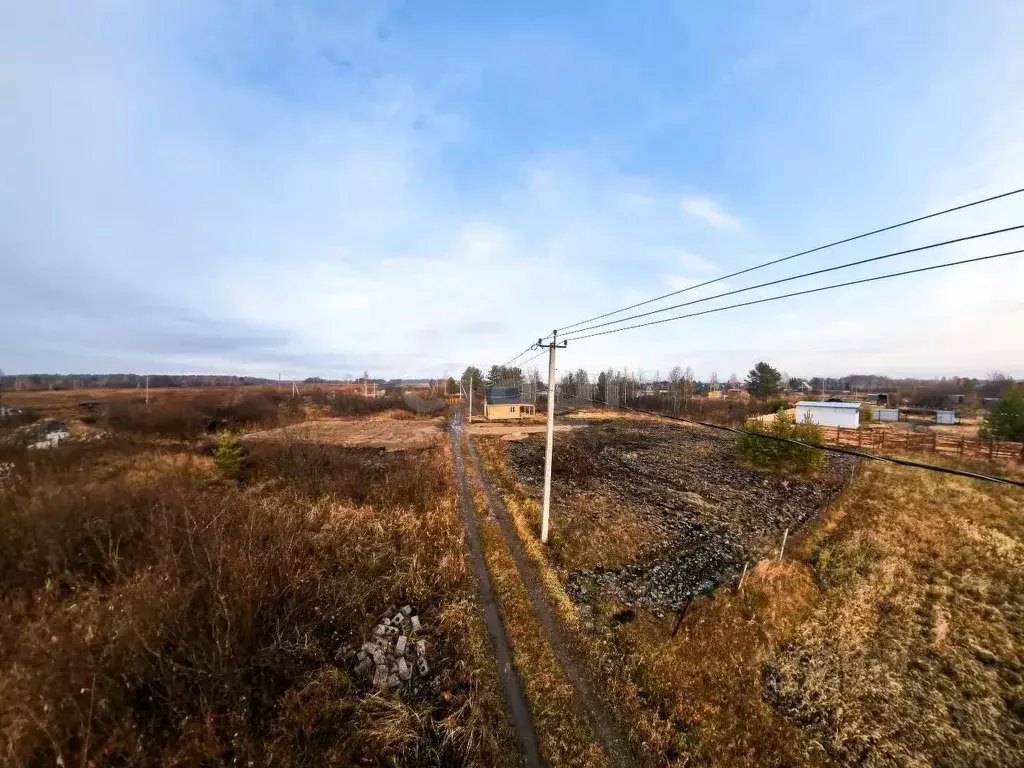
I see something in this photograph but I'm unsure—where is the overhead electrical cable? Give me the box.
[560,224,1023,336]
[560,248,1024,342]
[547,185,1024,339]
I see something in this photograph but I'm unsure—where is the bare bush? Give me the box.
[0,439,508,766]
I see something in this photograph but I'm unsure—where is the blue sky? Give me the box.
[2,1,1022,380]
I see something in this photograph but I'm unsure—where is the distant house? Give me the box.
[795,400,860,428]
[947,394,966,405]
[863,393,889,405]
[935,410,957,425]
[726,388,749,400]
[484,387,536,420]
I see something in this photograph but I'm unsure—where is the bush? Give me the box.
[738,411,825,474]
[979,385,1024,441]
[328,393,413,417]
[0,439,503,765]
[859,403,874,424]
[213,432,245,479]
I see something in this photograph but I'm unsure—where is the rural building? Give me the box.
[726,388,749,400]
[874,408,900,422]
[484,386,536,420]
[864,393,889,405]
[706,390,723,400]
[794,400,860,428]
[935,410,957,425]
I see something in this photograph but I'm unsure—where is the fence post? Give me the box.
[989,440,994,461]
[880,430,885,450]
[858,428,863,448]
[932,433,937,453]
[835,425,841,443]
[959,436,964,457]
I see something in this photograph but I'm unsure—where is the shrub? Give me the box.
[0,439,504,765]
[859,403,874,424]
[979,385,1024,441]
[328,393,412,417]
[213,432,245,479]
[738,411,825,474]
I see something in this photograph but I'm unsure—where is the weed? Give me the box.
[0,435,511,766]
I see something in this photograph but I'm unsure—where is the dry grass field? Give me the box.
[472,412,1024,766]
[0,390,513,766]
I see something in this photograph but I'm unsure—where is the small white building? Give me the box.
[874,408,900,422]
[794,401,861,428]
[935,410,957,425]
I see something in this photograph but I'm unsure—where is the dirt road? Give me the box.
[449,412,542,767]
[461,422,638,768]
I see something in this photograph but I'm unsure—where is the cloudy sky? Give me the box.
[2,1,1023,381]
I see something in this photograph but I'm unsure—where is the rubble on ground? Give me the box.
[508,420,857,612]
[348,604,432,693]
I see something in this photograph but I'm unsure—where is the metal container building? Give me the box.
[874,408,900,422]
[794,400,861,428]
[935,410,957,425]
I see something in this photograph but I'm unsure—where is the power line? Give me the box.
[562,224,1024,336]
[570,395,1024,488]
[500,343,539,369]
[518,349,548,368]
[550,185,1024,338]
[561,248,1024,342]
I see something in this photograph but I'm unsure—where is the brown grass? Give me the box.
[462,439,611,767]
[0,432,513,766]
[472,425,1024,766]
[771,461,1024,766]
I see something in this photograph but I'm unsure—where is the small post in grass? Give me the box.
[671,597,693,637]
[737,561,750,593]
[778,527,789,560]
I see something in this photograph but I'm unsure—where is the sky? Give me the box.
[2,0,1023,381]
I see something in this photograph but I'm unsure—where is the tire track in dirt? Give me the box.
[462,428,640,768]
[448,413,542,768]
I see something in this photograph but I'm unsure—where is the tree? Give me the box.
[745,361,783,397]
[486,366,523,386]
[668,366,682,414]
[709,371,719,390]
[727,372,740,389]
[980,385,1024,441]
[461,366,483,390]
[788,377,804,391]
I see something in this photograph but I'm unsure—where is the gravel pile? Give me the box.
[351,605,432,692]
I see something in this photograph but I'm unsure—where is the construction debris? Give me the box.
[351,604,432,693]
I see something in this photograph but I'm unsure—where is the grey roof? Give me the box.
[485,386,524,405]
[795,400,861,409]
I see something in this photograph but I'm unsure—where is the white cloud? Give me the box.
[681,196,740,229]
[676,250,716,273]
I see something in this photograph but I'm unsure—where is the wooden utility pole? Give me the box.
[536,332,567,544]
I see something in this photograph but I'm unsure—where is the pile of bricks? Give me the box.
[353,605,431,691]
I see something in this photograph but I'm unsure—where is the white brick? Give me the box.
[397,658,411,681]
[410,615,422,632]
[395,636,407,656]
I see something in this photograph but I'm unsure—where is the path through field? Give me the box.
[449,411,542,767]
[456,411,639,768]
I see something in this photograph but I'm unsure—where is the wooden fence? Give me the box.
[826,426,1024,463]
